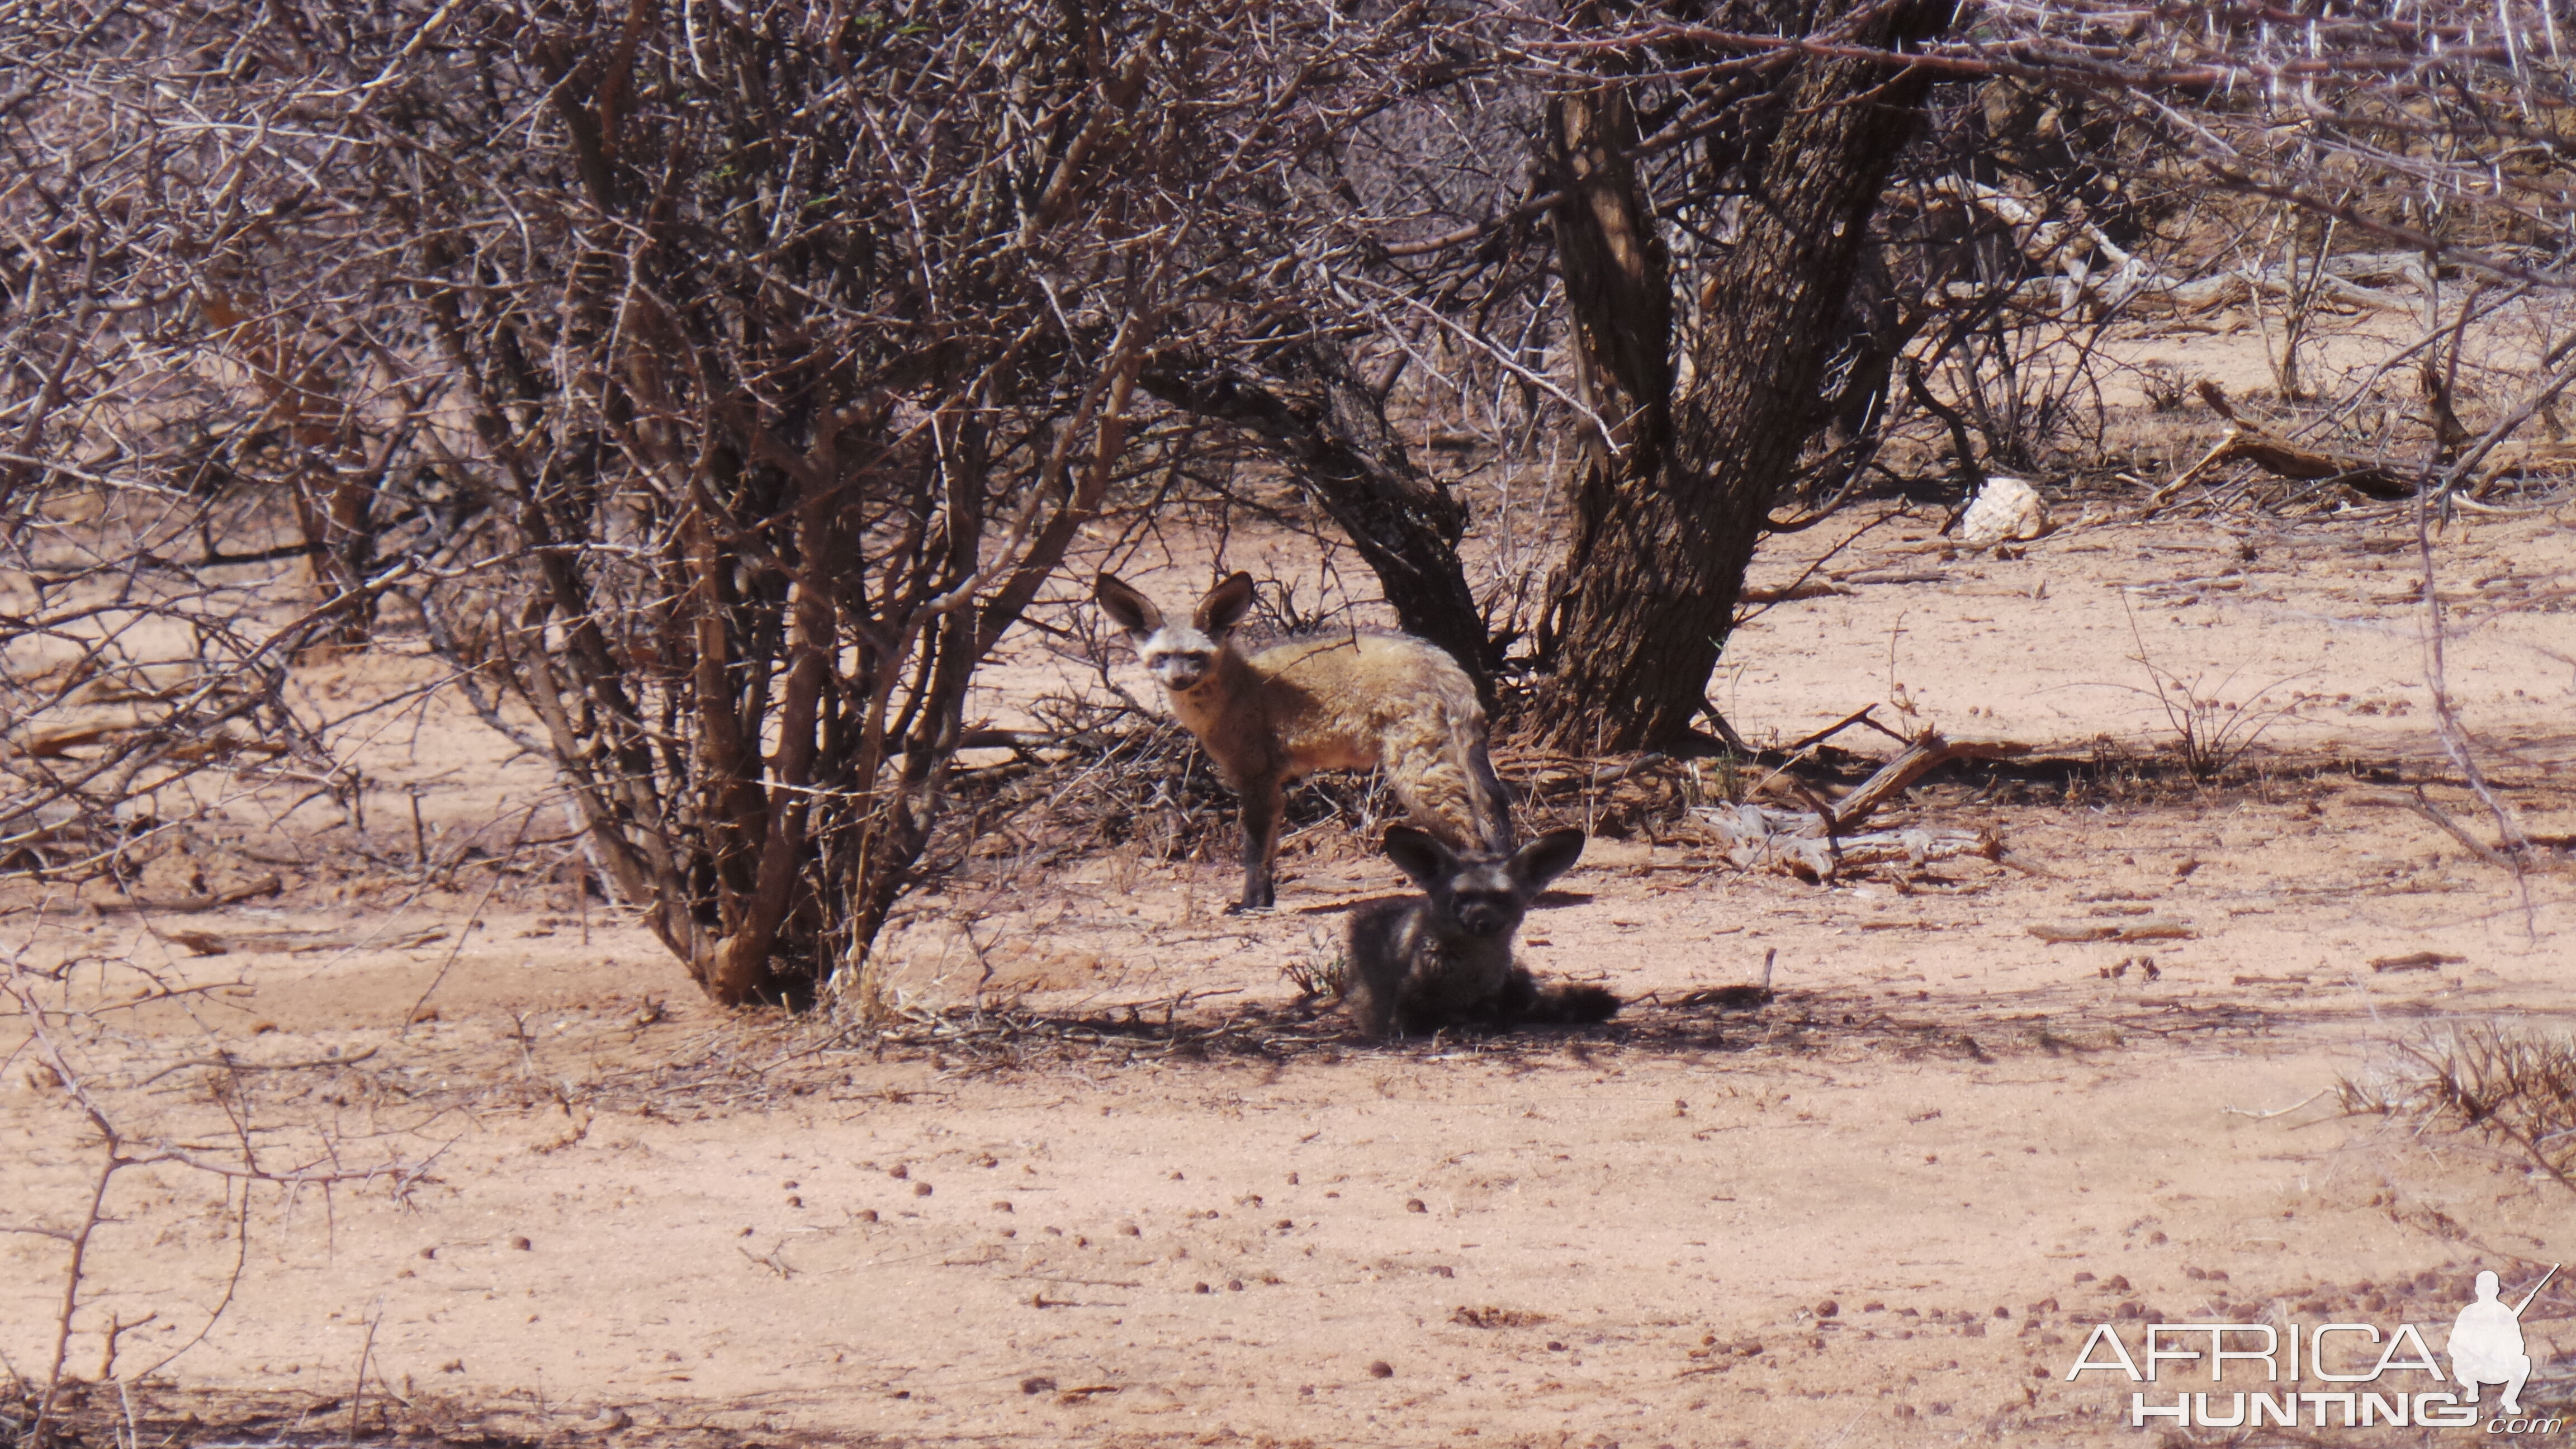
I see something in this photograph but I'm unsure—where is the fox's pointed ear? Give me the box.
[1095,574,1163,636]
[1195,572,1256,635]
[1382,825,1457,888]
[1509,828,1585,890]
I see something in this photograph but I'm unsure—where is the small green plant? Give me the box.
[1679,756,1744,809]
[1284,926,1348,1001]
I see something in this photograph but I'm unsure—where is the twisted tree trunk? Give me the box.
[1531,0,1957,752]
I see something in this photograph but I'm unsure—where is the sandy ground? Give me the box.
[6,478,2576,1447]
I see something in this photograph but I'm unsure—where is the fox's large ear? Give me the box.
[1095,574,1163,636]
[1509,828,1586,891]
[1382,825,1457,889]
[1195,572,1256,635]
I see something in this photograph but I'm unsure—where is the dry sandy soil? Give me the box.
[7,474,2576,1447]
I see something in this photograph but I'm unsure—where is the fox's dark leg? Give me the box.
[1233,775,1284,911]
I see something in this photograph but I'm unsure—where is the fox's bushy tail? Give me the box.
[1498,970,1620,1026]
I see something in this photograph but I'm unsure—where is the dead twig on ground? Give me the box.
[2349,788,2528,874]
[1783,706,1913,754]
[2149,382,2414,509]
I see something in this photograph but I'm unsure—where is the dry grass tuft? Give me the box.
[1450,1305,1550,1329]
[2340,1025,2576,1194]
[1283,925,1351,1001]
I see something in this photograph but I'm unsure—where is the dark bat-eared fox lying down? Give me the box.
[1344,825,1618,1040]
[1093,570,1616,1038]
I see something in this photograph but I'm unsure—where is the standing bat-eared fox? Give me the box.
[1094,571,1512,912]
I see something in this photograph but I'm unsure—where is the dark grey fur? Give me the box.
[1343,825,1614,1039]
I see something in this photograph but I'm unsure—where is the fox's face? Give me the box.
[1383,826,1585,939]
[1136,628,1220,693]
[1441,857,1528,937]
[1095,571,1257,696]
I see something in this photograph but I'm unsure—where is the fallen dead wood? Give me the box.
[1782,705,1911,754]
[8,701,282,763]
[1690,731,2031,881]
[2371,951,2465,972]
[2150,382,2414,506]
[1929,179,2432,319]
[1737,580,1852,603]
[1693,818,2000,882]
[1676,984,1775,1010]
[1826,733,2032,831]
[2468,439,2576,489]
[2028,919,2196,944]
[0,806,92,854]
[151,924,451,956]
[956,727,1062,752]
[92,874,283,915]
[1499,750,1681,795]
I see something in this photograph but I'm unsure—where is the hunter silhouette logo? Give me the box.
[2064,1263,2561,1431]
[2451,1266,2553,1417]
